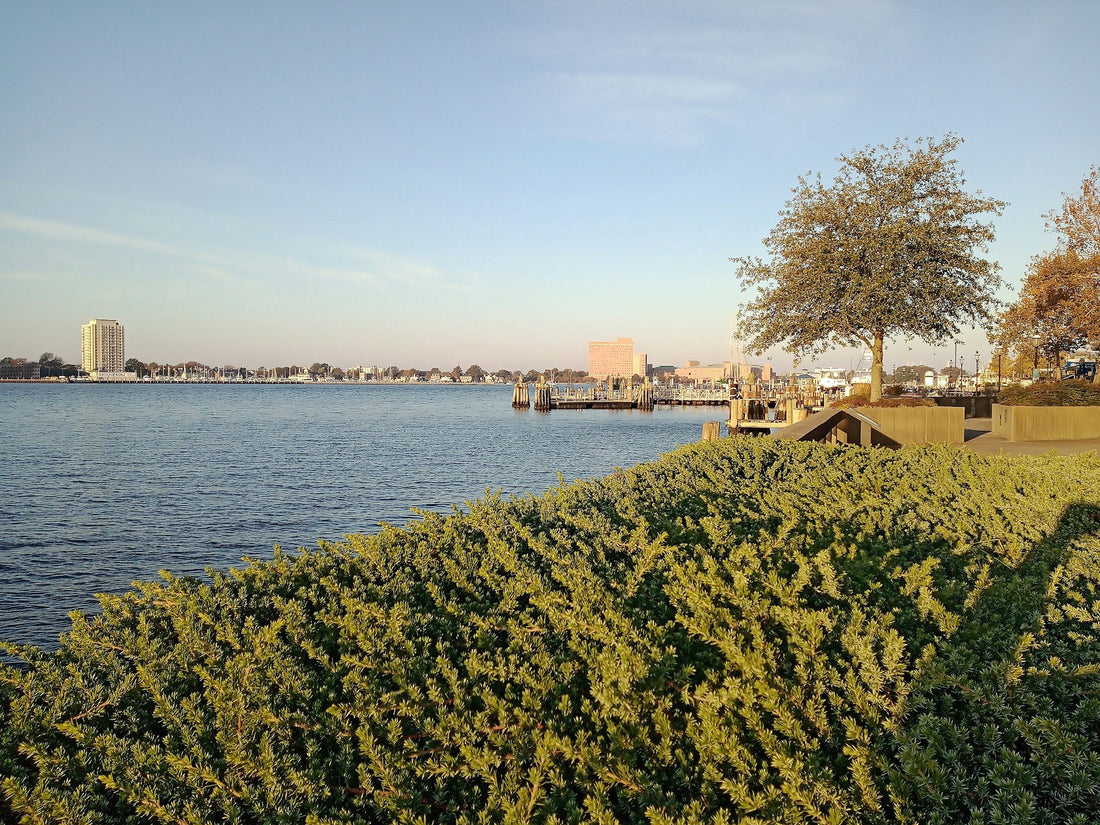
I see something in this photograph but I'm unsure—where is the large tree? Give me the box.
[998,249,1099,360]
[891,364,934,386]
[124,358,148,378]
[38,352,65,377]
[1045,165,1099,257]
[733,134,1006,402]
[997,167,1100,380]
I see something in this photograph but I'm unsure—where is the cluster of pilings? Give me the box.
[734,382,844,409]
[729,394,814,432]
[534,378,552,411]
[636,379,654,411]
[513,377,553,410]
[512,382,530,408]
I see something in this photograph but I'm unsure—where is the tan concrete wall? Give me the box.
[854,406,964,444]
[992,404,1100,441]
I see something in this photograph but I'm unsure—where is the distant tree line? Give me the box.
[2,353,591,383]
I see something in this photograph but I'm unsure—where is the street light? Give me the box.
[1032,335,1041,382]
[953,339,963,388]
[975,351,980,394]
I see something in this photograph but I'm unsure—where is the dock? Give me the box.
[513,380,729,410]
[551,385,728,409]
[512,379,841,420]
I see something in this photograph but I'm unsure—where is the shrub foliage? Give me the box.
[3,440,1100,824]
[829,396,935,410]
[998,379,1100,407]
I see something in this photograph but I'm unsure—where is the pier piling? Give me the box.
[533,376,552,411]
[512,382,530,408]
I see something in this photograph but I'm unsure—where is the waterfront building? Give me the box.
[815,368,849,390]
[924,370,950,390]
[633,352,649,379]
[735,362,758,381]
[674,360,731,382]
[0,358,40,380]
[588,337,634,382]
[81,318,126,378]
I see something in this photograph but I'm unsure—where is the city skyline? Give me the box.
[2,2,1098,372]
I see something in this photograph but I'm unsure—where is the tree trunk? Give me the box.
[870,330,885,403]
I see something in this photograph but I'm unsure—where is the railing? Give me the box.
[652,386,728,403]
[544,385,729,405]
[549,386,636,403]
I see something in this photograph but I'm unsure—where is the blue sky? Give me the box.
[2,1,1097,373]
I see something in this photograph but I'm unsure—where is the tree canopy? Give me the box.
[890,364,933,386]
[998,167,1100,379]
[998,249,1099,362]
[1045,165,1100,257]
[733,134,1005,401]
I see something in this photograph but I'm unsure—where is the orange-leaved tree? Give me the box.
[997,167,1100,380]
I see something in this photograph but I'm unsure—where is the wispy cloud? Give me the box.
[525,0,896,143]
[554,72,744,143]
[0,212,185,256]
[0,269,47,282]
[339,247,481,292]
[259,255,384,288]
[0,210,481,294]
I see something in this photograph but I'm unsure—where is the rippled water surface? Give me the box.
[0,383,724,649]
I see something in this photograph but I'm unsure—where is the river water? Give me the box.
[0,383,724,650]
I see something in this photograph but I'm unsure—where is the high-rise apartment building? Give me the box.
[81,318,125,377]
[587,337,634,381]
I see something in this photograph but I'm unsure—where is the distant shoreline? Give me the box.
[0,378,517,386]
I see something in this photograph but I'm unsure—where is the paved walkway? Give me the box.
[962,418,1100,456]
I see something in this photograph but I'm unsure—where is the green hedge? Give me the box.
[998,380,1100,407]
[3,440,1100,824]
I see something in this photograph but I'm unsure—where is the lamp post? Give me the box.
[996,349,1002,392]
[975,351,980,394]
[953,339,963,389]
[1032,336,1041,382]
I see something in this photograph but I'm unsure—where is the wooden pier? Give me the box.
[511,380,728,410]
[512,380,845,432]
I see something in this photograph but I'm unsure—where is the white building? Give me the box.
[81,318,127,378]
[815,368,849,390]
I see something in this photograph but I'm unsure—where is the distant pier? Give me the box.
[510,379,845,437]
[512,379,728,411]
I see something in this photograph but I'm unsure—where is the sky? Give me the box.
[1,0,1097,374]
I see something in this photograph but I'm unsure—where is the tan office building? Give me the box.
[674,360,731,381]
[81,318,126,377]
[588,337,634,381]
